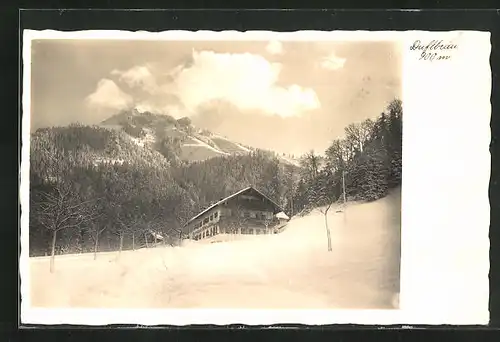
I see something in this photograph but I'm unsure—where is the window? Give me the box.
[203,217,209,225]
[214,211,219,219]
[244,211,250,218]
[250,211,256,218]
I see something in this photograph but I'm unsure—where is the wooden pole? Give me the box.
[342,171,347,224]
[342,171,347,205]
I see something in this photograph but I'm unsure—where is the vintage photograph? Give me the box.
[24,34,402,311]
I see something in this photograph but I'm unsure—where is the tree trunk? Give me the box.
[144,232,149,248]
[93,233,99,260]
[50,230,57,273]
[132,233,135,250]
[119,232,124,254]
[324,209,332,252]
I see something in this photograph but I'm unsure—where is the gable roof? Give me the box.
[185,187,284,226]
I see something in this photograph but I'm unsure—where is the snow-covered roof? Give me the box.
[276,212,290,220]
[185,187,284,226]
[149,231,164,240]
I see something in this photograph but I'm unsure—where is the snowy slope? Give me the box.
[183,136,230,155]
[211,135,251,154]
[180,136,230,161]
[29,189,401,310]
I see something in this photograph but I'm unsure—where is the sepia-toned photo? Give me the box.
[20,30,490,326]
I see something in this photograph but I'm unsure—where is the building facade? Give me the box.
[186,187,288,241]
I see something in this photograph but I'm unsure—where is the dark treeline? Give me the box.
[292,98,402,215]
[27,98,401,271]
[171,150,298,211]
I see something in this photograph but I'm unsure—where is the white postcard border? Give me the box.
[20,29,491,326]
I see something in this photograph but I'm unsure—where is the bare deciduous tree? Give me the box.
[114,205,143,255]
[31,184,101,272]
[85,221,107,260]
[309,171,337,252]
[325,139,352,173]
[300,150,323,182]
[344,119,374,154]
[318,203,333,252]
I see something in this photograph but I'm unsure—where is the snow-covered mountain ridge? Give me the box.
[99,108,300,166]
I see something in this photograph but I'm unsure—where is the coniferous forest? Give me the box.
[27,98,402,262]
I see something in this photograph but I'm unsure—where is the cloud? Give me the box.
[266,40,284,55]
[320,52,346,70]
[171,50,319,117]
[111,65,159,94]
[85,79,133,110]
[102,50,320,118]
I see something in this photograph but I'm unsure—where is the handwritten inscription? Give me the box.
[409,40,458,62]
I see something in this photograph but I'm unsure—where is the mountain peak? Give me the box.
[97,110,301,166]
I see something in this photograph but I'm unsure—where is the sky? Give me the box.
[29,38,402,155]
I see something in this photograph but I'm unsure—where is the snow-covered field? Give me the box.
[29,189,401,309]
